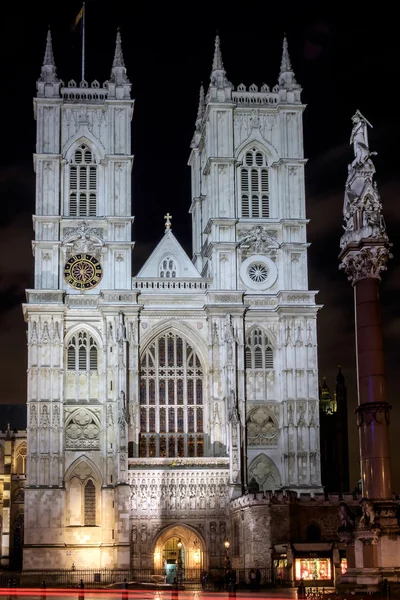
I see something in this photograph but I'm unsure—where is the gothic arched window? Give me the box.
[66,331,99,401]
[139,332,204,458]
[69,144,97,217]
[15,444,27,475]
[67,332,98,371]
[159,255,177,278]
[84,479,96,526]
[240,148,269,218]
[245,328,273,369]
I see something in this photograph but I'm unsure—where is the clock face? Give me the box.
[64,253,102,290]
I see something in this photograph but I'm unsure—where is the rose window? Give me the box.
[248,262,269,282]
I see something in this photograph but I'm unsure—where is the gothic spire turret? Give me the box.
[208,34,232,101]
[278,34,301,94]
[36,29,60,98]
[43,29,55,67]
[108,28,131,99]
[195,84,205,130]
[112,28,126,69]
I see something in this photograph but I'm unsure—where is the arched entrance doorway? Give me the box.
[153,525,205,584]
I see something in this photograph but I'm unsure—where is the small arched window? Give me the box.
[159,256,178,278]
[69,144,97,217]
[245,328,273,369]
[240,148,269,218]
[84,479,96,526]
[15,445,27,475]
[67,332,98,371]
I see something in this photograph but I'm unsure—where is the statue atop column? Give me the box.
[339,111,391,282]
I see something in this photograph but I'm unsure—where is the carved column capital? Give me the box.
[339,244,392,285]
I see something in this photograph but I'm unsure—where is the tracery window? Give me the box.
[69,144,97,217]
[84,479,96,526]
[66,331,99,402]
[240,148,269,218]
[245,328,273,369]
[67,332,98,371]
[15,445,27,475]
[159,255,177,278]
[139,332,204,457]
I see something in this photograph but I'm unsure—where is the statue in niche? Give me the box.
[170,480,177,510]
[199,479,206,509]
[338,502,355,531]
[350,110,376,170]
[132,525,137,543]
[218,482,226,509]
[179,482,187,509]
[189,480,196,509]
[118,390,129,425]
[141,482,148,510]
[209,479,216,509]
[150,479,157,510]
[117,312,126,343]
[210,522,217,555]
[360,500,376,527]
[130,485,137,510]
[140,524,147,543]
[219,522,226,543]
[160,481,168,510]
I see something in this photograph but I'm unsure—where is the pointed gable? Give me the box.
[135,230,201,279]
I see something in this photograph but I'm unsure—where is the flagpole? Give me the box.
[81,2,86,82]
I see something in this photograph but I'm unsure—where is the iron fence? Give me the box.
[0,566,287,590]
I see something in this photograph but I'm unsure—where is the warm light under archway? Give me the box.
[153,524,205,575]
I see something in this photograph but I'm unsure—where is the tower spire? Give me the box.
[37,28,60,98]
[208,33,232,100]
[278,34,300,92]
[108,28,131,99]
[212,34,224,71]
[43,29,55,67]
[280,34,293,74]
[112,28,126,69]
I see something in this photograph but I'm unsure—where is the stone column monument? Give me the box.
[338,111,399,590]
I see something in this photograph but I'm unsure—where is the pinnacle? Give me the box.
[43,29,55,66]
[112,29,126,69]
[280,34,293,74]
[196,83,205,122]
[212,34,224,72]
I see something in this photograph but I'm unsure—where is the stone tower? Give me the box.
[22,29,135,569]
[189,35,322,496]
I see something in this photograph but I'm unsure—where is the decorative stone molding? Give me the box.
[62,222,104,258]
[339,245,392,284]
[66,296,98,308]
[238,226,280,257]
[26,290,64,304]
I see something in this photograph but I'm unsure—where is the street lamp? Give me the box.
[224,540,231,571]
[177,539,183,583]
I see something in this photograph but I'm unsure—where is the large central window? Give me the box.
[139,332,204,458]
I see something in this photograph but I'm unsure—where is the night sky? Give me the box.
[0,2,399,491]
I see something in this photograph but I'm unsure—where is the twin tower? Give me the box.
[22,29,321,571]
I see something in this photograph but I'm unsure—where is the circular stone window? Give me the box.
[240,254,278,291]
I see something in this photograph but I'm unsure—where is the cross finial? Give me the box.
[164,213,172,230]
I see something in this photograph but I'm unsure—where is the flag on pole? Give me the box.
[72,6,84,31]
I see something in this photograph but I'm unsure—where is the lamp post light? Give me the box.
[224,540,231,571]
[177,539,183,583]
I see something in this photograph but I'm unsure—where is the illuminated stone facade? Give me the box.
[22,30,323,572]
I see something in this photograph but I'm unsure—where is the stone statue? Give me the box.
[239,225,279,255]
[338,502,355,530]
[360,499,376,527]
[350,110,376,169]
